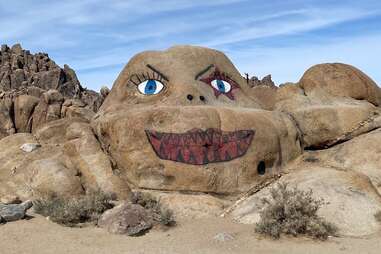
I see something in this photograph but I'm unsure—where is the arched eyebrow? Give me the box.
[146,64,169,82]
[195,64,214,80]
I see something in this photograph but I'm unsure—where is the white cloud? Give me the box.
[205,8,380,46]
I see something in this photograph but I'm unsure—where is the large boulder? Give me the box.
[304,128,381,194]
[0,118,130,200]
[275,83,381,149]
[0,133,83,199]
[14,95,39,132]
[299,63,381,106]
[230,166,381,237]
[230,128,381,237]
[98,203,153,235]
[92,45,301,194]
[0,97,15,139]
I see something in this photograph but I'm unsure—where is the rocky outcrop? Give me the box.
[0,44,108,139]
[0,44,80,97]
[246,74,276,88]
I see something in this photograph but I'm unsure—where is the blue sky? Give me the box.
[1,0,381,91]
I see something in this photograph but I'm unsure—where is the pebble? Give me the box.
[214,232,235,242]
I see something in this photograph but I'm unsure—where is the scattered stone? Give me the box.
[214,232,235,242]
[98,203,152,236]
[0,200,33,222]
[20,143,41,152]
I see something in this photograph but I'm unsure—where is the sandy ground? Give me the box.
[0,213,380,254]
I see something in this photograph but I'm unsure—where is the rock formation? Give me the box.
[0,45,381,237]
[0,44,107,139]
[246,74,276,88]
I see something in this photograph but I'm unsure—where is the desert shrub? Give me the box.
[131,191,176,227]
[375,211,381,223]
[255,183,337,240]
[33,190,113,226]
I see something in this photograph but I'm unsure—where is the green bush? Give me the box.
[33,190,113,227]
[255,183,337,240]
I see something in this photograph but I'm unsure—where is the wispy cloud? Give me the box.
[205,8,380,46]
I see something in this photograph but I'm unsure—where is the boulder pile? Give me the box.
[0,44,107,139]
[0,44,380,238]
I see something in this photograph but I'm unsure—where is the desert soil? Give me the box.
[0,213,380,254]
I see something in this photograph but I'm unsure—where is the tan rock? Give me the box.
[92,45,301,194]
[140,191,228,219]
[299,63,381,106]
[0,118,130,200]
[63,120,130,198]
[98,202,152,235]
[304,128,381,194]
[14,95,40,132]
[62,105,95,121]
[0,133,83,199]
[31,90,63,132]
[230,165,381,237]
[43,89,63,104]
[247,85,277,110]
[275,87,381,148]
[0,98,15,139]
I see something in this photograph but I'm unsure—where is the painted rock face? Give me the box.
[92,46,301,194]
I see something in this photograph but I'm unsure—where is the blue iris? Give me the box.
[216,80,226,92]
[144,80,157,94]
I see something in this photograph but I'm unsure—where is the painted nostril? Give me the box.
[187,94,194,101]
[199,95,206,102]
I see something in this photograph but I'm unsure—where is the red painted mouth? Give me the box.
[145,128,255,165]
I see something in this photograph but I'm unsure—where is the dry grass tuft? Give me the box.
[255,183,337,240]
[131,191,176,227]
[33,190,113,227]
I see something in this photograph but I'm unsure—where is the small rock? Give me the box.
[0,195,21,204]
[11,44,23,55]
[98,203,153,236]
[0,200,33,222]
[20,143,41,152]
[214,232,235,242]
[100,86,110,98]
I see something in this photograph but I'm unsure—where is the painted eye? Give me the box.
[137,80,165,95]
[210,79,232,93]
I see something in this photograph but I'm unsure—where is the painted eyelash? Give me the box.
[129,71,166,86]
